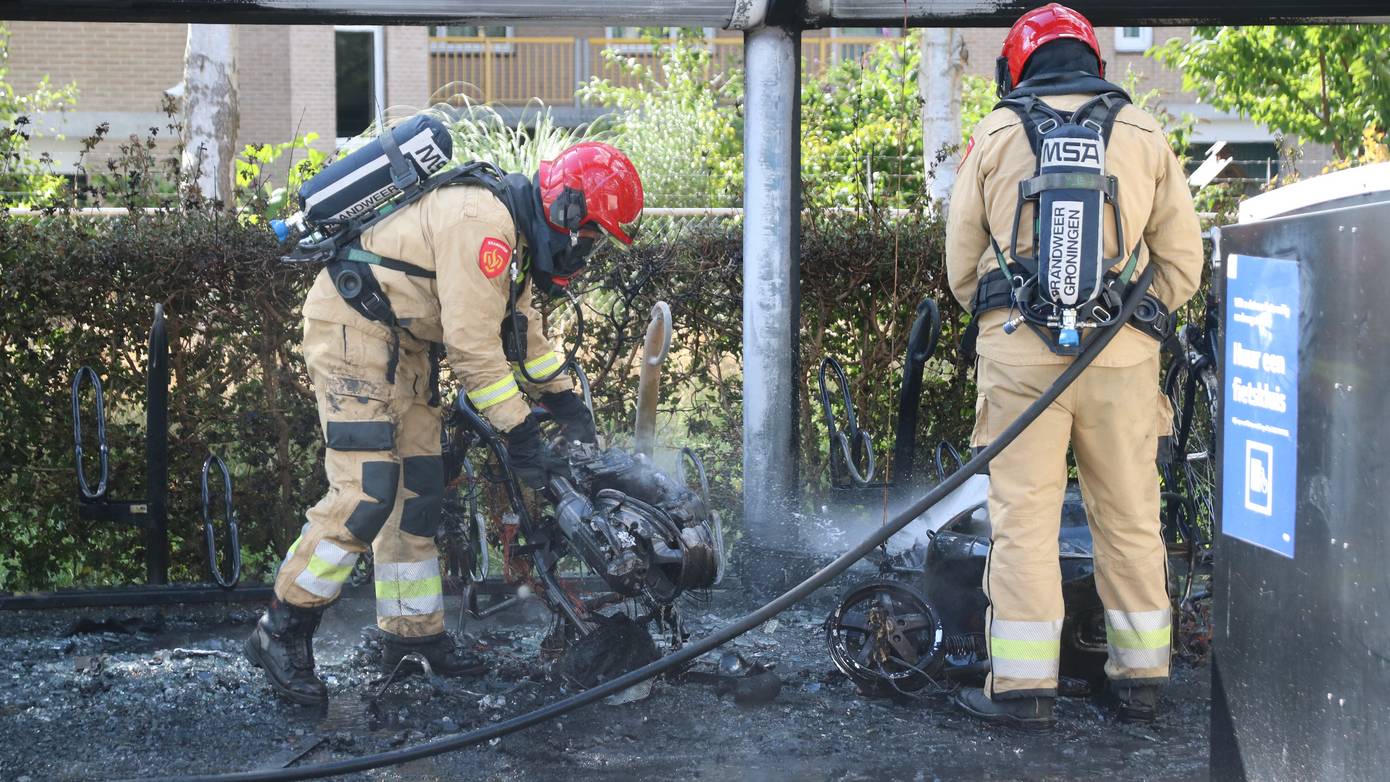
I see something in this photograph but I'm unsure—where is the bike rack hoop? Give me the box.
[71,365,110,500]
[200,453,242,589]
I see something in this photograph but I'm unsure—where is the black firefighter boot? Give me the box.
[244,598,329,706]
[1112,683,1159,723]
[380,631,487,677]
[955,687,1057,730]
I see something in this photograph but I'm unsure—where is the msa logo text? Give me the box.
[1041,138,1103,170]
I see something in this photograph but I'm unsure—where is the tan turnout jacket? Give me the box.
[301,184,571,432]
[946,94,1204,367]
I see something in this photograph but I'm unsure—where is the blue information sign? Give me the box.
[1222,254,1299,558]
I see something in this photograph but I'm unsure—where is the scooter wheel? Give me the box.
[825,579,946,694]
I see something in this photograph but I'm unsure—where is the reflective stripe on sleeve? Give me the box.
[467,375,520,410]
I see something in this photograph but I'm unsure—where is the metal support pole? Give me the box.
[145,305,170,584]
[573,37,583,108]
[742,25,801,561]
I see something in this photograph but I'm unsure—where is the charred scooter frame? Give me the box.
[817,299,1110,696]
[439,361,724,686]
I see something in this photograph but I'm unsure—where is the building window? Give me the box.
[605,26,679,55]
[827,27,897,65]
[1115,26,1153,53]
[430,25,515,54]
[335,26,385,142]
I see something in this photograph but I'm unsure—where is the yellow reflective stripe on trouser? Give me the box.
[519,351,562,379]
[292,539,358,600]
[1106,608,1172,670]
[375,559,444,618]
[990,618,1063,680]
[467,375,520,410]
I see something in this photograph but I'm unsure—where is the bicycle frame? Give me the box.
[442,397,597,635]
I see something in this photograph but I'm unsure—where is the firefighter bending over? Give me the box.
[245,140,643,706]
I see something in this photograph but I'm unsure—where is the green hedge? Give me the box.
[0,211,315,590]
[0,209,972,591]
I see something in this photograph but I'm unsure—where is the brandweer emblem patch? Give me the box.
[478,237,511,279]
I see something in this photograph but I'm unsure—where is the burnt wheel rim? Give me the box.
[825,579,945,692]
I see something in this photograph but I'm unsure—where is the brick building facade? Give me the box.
[2,21,1283,181]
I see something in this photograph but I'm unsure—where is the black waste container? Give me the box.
[1212,166,1390,781]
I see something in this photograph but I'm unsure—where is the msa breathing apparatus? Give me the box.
[971,91,1172,355]
[271,114,591,385]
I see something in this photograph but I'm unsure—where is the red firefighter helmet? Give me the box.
[1000,3,1104,87]
[538,141,644,245]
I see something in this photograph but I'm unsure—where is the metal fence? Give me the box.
[428,35,897,106]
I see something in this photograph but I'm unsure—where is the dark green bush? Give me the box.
[0,210,317,590]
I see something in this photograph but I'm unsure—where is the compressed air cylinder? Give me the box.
[1036,125,1106,346]
[298,114,453,225]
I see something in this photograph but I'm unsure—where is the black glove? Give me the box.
[505,415,564,489]
[541,390,598,445]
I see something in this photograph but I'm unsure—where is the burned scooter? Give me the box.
[439,303,725,688]
[818,299,1109,696]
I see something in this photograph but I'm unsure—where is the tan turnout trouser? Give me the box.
[273,318,448,638]
[972,354,1173,699]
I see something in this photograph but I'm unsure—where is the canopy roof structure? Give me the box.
[0,0,1386,26]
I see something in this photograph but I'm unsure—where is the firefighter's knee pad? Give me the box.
[400,455,445,538]
[344,461,402,544]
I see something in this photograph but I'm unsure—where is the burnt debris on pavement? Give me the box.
[1,591,1209,781]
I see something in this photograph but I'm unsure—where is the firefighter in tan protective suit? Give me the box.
[946,5,1203,727]
[245,142,644,705]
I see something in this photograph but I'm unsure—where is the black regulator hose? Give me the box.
[147,265,1157,782]
[513,287,586,386]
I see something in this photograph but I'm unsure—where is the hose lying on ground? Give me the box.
[144,265,1157,782]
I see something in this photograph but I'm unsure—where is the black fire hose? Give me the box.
[145,265,1156,782]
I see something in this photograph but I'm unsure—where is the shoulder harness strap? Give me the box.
[319,160,512,382]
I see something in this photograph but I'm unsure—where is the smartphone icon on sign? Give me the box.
[1244,440,1274,516]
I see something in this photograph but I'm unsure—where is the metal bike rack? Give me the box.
[0,305,269,610]
[816,297,948,496]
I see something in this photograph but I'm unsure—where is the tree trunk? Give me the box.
[180,24,239,203]
[919,28,967,207]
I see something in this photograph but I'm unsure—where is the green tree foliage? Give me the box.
[800,39,923,209]
[579,34,742,207]
[959,74,997,146]
[1154,25,1390,160]
[0,24,78,207]
[1118,68,1195,162]
[235,133,328,223]
[583,36,936,208]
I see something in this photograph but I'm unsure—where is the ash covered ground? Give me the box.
[1,588,1209,781]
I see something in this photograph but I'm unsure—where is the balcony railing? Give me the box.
[428,35,900,107]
